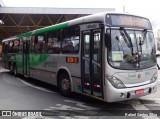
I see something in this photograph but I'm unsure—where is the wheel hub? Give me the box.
[61,79,70,90]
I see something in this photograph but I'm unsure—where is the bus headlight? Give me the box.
[151,73,158,83]
[107,76,126,89]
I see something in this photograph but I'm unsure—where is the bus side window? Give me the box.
[30,36,35,53]
[8,41,14,53]
[62,26,80,54]
[34,34,46,54]
[47,30,61,54]
[13,39,20,53]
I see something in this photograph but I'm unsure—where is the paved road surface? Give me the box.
[0,67,160,119]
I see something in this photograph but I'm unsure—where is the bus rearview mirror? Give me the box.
[105,33,111,48]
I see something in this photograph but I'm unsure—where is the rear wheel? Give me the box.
[58,73,72,96]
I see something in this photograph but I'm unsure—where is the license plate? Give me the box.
[135,89,144,94]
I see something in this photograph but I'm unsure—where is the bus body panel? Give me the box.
[29,54,81,86]
[113,69,156,87]
[105,79,157,102]
[106,64,157,87]
[1,12,157,102]
[15,54,23,74]
[104,46,157,102]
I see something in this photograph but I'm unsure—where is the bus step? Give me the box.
[24,75,29,78]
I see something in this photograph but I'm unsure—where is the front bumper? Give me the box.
[105,80,158,102]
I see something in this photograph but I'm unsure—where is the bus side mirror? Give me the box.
[156,54,160,57]
[105,27,111,48]
[105,33,111,48]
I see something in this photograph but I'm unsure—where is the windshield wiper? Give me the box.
[119,27,133,48]
[119,27,134,56]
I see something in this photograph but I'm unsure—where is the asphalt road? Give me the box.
[0,67,160,119]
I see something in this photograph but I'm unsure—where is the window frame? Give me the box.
[32,33,47,54]
[62,26,80,54]
[47,30,61,54]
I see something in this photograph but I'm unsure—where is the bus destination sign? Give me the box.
[107,14,152,29]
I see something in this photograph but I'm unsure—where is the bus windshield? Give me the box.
[108,29,156,70]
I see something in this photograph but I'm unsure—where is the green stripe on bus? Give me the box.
[16,22,68,40]
[16,31,32,38]
[29,54,49,67]
[33,22,68,35]
[15,54,49,68]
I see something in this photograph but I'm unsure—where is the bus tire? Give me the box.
[59,73,72,96]
[13,65,17,76]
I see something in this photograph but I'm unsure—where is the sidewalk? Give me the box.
[0,66,10,72]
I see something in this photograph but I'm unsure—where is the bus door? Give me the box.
[23,41,29,76]
[82,29,103,98]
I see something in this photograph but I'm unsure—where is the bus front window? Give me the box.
[108,29,156,70]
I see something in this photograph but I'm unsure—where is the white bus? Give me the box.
[2,12,158,102]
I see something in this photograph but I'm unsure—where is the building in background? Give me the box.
[0,0,115,56]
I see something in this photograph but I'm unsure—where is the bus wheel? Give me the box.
[59,73,71,96]
[13,65,17,76]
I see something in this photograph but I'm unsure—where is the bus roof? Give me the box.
[2,12,150,42]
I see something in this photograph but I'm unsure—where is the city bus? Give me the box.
[1,12,158,102]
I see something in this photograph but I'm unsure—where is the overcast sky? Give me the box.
[2,0,159,18]
[2,0,160,30]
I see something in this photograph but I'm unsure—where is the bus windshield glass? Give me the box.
[108,29,156,69]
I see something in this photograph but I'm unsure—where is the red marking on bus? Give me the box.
[135,89,144,94]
